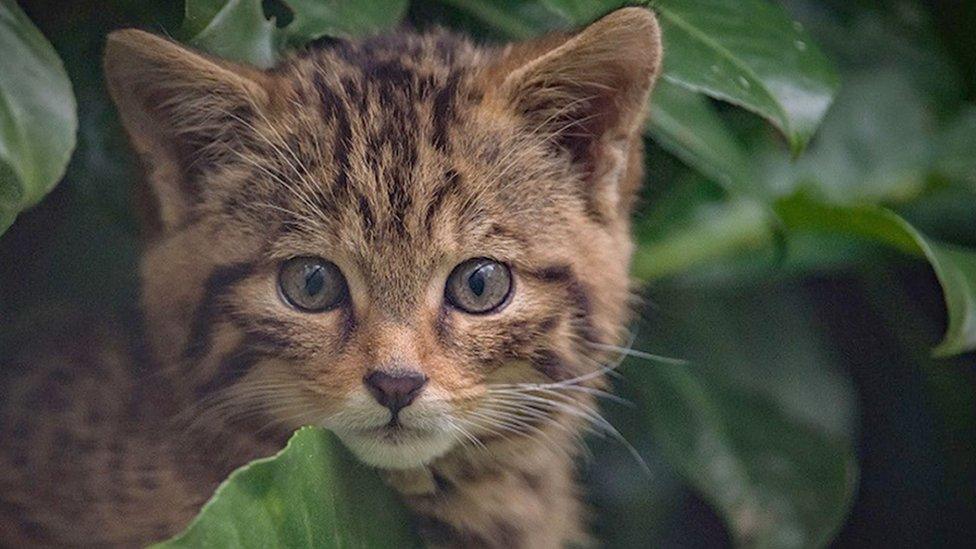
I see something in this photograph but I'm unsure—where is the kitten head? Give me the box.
[105,7,661,469]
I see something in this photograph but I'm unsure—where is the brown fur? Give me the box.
[0,7,661,547]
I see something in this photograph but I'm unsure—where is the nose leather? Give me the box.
[364,370,428,414]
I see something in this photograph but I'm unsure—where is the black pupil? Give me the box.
[468,264,490,296]
[304,264,325,296]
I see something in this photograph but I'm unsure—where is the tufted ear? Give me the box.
[491,7,662,213]
[104,30,273,231]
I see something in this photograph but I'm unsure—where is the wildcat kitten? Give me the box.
[0,6,661,547]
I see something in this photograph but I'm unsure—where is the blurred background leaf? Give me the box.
[0,0,76,235]
[775,196,976,356]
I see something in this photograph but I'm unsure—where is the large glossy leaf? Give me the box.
[438,0,836,186]
[0,0,76,235]
[156,427,420,548]
[646,79,758,197]
[537,0,839,153]
[758,70,934,205]
[182,0,408,67]
[775,195,976,357]
[634,189,976,355]
[760,70,976,355]
[638,66,976,355]
[653,0,839,154]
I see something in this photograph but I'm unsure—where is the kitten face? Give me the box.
[175,78,629,469]
[106,8,661,469]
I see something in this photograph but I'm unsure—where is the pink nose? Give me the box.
[363,370,427,414]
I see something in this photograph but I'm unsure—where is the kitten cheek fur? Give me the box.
[0,6,659,548]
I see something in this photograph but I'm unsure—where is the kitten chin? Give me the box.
[336,428,457,470]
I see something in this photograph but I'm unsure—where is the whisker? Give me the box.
[483,390,649,473]
[586,341,688,366]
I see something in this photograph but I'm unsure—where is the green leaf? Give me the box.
[441,0,837,169]
[635,371,856,548]
[155,427,419,548]
[937,105,976,189]
[775,195,976,357]
[628,284,858,548]
[184,0,279,68]
[182,0,408,67]
[634,189,976,355]
[758,70,934,205]
[653,0,839,154]
[632,198,771,280]
[437,0,569,39]
[0,0,77,235]
[536,0,839,153]
[646,79,758,196]
[636,66,976,355]
[283,0,410,45]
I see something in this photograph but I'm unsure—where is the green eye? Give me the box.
[278,257,347,312]
[445,258,513,314]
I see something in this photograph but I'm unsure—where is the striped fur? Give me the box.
[0,7,661,547]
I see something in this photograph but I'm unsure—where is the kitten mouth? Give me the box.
[337,420,457,469]
[362,423,434,444]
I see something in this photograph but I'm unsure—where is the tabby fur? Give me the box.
[0,7,661,547]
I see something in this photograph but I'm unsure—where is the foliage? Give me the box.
[182,0,409,67]
[0,0,75,234]
[155,427,419,548]
[2,0,975,547]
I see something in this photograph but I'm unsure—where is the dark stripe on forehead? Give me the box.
[313,71,352,213]
[365,59,416,94]
[357,194,375,233]
[387,169,413,238]
[485,222,528,248]
[424,168,462,235]
[339,76,367,114]
[183,262,255,362]
[431,73,460,152]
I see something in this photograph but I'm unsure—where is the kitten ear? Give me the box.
[104,29,272,230]
[494,7,662,211]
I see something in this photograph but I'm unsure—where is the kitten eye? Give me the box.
[278,257,348,312]
[445,258,513,314]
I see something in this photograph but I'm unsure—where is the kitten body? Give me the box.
[0,8,661,547]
